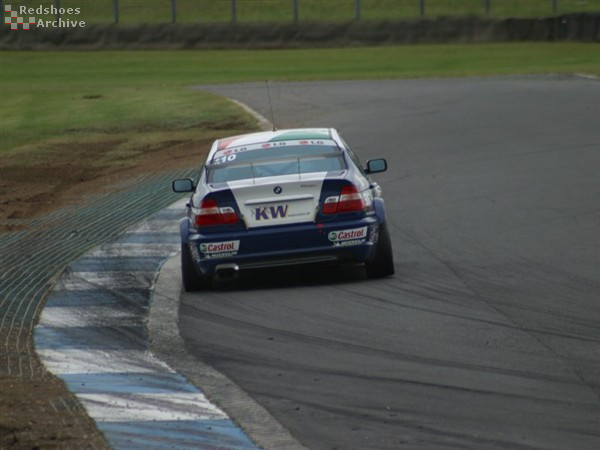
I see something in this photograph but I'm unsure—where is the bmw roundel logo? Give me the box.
[274,186,282,195]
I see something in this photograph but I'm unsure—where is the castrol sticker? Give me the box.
[200,240,240,258]
[328,227,367,247]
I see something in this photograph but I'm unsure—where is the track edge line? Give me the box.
[149,254,308,450]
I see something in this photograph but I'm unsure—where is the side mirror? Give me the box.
[172,178,195,193]
[365,158,387,174]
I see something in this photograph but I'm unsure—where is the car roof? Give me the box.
[208,128,344,160]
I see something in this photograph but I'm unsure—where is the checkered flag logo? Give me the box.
[5,5,36,30]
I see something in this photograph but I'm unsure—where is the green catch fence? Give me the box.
[4,0,600,25]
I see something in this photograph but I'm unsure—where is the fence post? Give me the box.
[171,0,176,23]
[114,0,119,24]
[484,0,490,15]
[355,0,360,20]
[293,0,298,22]
[56,0,60,20]
[231,0,237,23]
[419,0,425,17]
[552,0,558,15]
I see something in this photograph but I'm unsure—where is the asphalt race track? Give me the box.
[180,76,600,449]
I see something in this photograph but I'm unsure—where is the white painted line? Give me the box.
[38,349,173,375]
[79,393,228,422]
[54,271,153,290]
[39,306,140,328]
[86,243,180,258]
[574,73,599,80]
[122,222,180,233]
[165,199,189,209]
[229,99,273,131]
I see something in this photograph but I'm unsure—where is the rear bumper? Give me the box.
[183,216,381,277]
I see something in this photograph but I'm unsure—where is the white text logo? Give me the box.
[4,4,85,30]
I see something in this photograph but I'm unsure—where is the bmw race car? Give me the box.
[172,128,394,290]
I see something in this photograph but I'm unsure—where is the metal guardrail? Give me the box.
[3,0,599,25]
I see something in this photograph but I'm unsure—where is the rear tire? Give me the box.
[181,244,211,291]
[365,222,395,279]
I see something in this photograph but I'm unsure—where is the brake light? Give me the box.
[194,198,238,227]
[323,185,366,214]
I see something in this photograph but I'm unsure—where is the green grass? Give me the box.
[11,0,600,24]
[1,84,252,151]
[1,43,599,157]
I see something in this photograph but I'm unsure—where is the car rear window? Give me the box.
[207,142,347,183]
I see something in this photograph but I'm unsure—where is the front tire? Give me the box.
[365,222,395,279]
[181,243,211,291]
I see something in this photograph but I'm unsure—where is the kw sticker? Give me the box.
[200,241,240,259]
[252,205,289,221]
[329,227,368,247]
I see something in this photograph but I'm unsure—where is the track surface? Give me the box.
[181,77,600,449]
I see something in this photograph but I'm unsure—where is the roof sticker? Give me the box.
[212,139,340,161]
[268,130,331,142]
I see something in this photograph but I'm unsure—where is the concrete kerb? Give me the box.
[149,255,307,450]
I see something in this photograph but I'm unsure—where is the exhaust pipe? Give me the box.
[214,263,240,281]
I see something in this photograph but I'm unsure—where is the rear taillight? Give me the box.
[323,185,366,214]
[193,198,238,227]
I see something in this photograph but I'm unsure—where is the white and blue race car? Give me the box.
[172,128,394,290]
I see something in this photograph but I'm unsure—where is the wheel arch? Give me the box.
[373,197,387,224]
[179,217,191,243]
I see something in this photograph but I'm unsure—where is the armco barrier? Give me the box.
[1,14,598,49]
